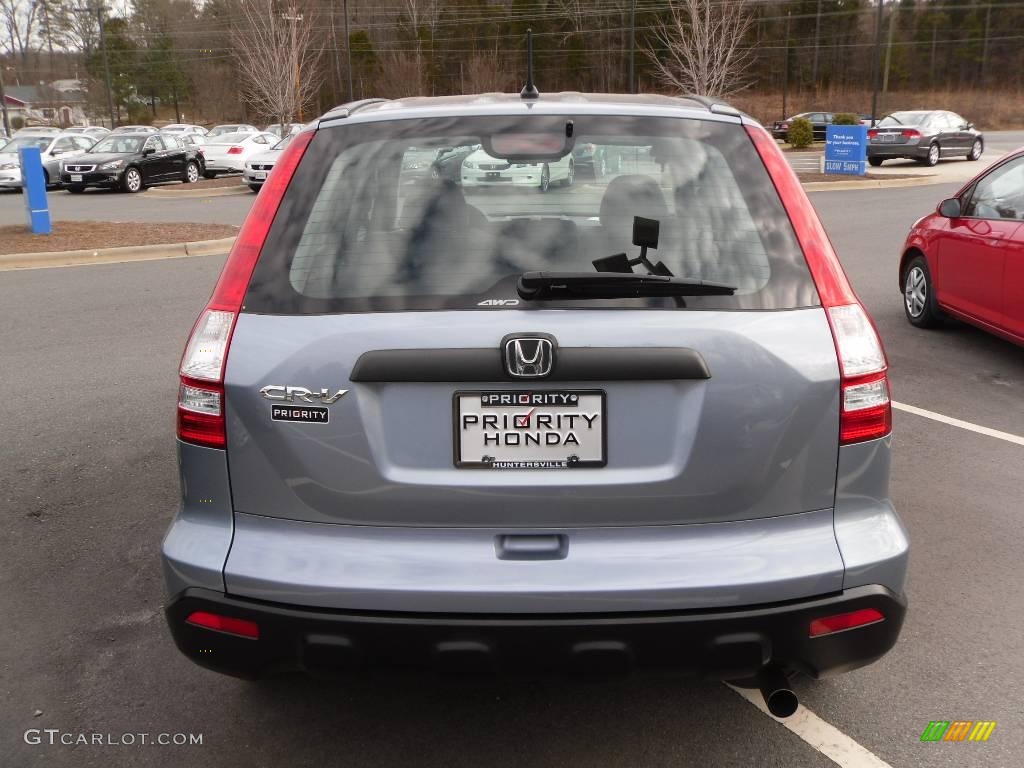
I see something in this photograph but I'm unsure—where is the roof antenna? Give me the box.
[520,29,539,100]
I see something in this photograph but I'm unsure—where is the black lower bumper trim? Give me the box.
[166,585,906,680]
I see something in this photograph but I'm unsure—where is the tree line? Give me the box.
[1,0,1021,126]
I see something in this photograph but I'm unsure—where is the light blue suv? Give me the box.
[164,93,907,717]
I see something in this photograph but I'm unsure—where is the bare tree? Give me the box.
[1,0,39,67]
[231,0,323,127]
[461,49,515,94]
[645,0,753,98]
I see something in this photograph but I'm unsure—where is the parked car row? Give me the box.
[0,121,303,193]
[773,109,985,168]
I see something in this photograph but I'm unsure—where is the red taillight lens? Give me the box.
[867,129,878,139]
[809,608,884,637]
[227,146,243,155]
[840,372,892,443]
[900,129,921,139]
[186,611,259,639]
[743,127,891,446]
[828,304,892,445]
[781,122,789,130]
[177,380,225,449]
[176,130,314,449]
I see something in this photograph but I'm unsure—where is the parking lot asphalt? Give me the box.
[1,179,1022,768]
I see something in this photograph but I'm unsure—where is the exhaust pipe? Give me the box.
[757,666,799,718]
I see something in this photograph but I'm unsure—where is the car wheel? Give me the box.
[539,163,550,192]
[903,255,943,328]
[968,139,983,161]
[922,142,940,167]
[868,156,884,167]
[562,160,574,187]
[66,185,85,194]
[248,184,262,193]
[122,167,143,193]
[203,171,217,179]
[184,161,200,184]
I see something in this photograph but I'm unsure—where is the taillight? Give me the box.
[227,146,243,155]
[867,129,878,139]
[743,126,892,446]
[186,611,260,639]
[176,130,314,449]
[900,129,921,139]
[781,122,789,130]
[828,304,891,444]
[809,608,884,637]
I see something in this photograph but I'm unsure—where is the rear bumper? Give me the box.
[867,144,926,160]
[205,161,243,173]
[166,584,906,679]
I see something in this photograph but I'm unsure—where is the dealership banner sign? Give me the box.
[825,125,867,176]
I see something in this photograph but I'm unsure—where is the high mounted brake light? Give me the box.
[746,125,892,445]
[177,130,314,449]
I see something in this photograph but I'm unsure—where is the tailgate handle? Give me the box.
[495,534,568,561]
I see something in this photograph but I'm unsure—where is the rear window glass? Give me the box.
[246,114,818,313]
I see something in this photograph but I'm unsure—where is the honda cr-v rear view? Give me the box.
[163,94,907,710]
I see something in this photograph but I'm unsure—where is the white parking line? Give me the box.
[892,401,1024,447]
[726,684,894,767]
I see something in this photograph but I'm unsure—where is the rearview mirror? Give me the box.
[938,198,961,218]
[142,147,155,156]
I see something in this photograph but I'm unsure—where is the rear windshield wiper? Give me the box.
[517,271,736,301]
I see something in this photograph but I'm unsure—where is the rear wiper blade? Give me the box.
[517,271,736,300]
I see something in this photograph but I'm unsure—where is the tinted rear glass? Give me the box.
[246,114,818,313]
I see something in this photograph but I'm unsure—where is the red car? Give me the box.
[900,148,1024,345]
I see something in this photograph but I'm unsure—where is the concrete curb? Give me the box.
[802,175,943,192]
[149,184,252,198]
[0,236,236,271]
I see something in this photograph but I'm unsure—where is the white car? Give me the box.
[161,124,208,138]
[201,131,277,177]
[243,134,294,191]
[64,126,111,138]
[265,122,304,138]
[207,124,259,139]
[0,132,95,189]
[461,148,574,192]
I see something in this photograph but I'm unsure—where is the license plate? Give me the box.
[454,390,606,469]
[486,171,502,179]
[253,171,266,180]
[881,134,896,143]
[71,174,83,182]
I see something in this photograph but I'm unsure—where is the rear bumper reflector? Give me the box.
[167,585,905,679]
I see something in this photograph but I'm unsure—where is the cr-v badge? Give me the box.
[260,385,348,425]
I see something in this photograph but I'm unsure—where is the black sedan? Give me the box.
[771,112,839,142]
[59,133,203,193]
[571,142,624,179]
[431,144,478,182]
[867,110,983,167]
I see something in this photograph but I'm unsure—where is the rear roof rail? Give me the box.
[684,94,741,116]
[318,98,390,126]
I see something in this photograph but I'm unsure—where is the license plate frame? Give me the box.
[253,171,267,180]
[71,174,83,182]
[453,389,607,470]
[880,133,896,143]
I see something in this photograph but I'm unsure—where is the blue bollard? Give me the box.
[19,145,52,235]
